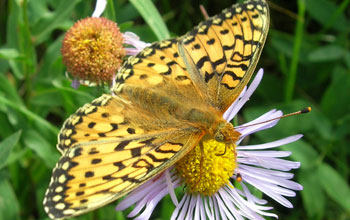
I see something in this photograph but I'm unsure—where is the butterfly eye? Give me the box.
[214,132,225,142]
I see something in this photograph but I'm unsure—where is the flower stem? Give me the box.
[285,0,305,102]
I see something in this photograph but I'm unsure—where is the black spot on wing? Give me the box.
[196,56,210,69]
[223,71,243,80]
[88,148,99,155]
[98,133,106,137]
[88,122,96,128]
[114,140,132,151]
[131,148,141,157]
[226,63,248,71]
[91,158,102,164]
[101,112,109,118]
[127,128,135,134]
[220,29,229,35]
[140,138,156,145]
[102,175,116,180]
[205,71,215,83]
[76,191,84,196]
[207,38,215,45]
[85,171,94,178]
[113,161,126,169]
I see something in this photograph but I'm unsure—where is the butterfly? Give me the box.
[43,0,269,219]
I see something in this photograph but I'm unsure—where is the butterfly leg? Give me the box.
[215,143,228,156]
[195,141,205,188]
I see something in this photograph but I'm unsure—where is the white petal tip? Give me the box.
[256,68,264,77]
[295,134,304,139]
[92,0,107,17]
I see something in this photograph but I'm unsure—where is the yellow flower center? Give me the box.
[61,17,125,84]
[175,139,237,196]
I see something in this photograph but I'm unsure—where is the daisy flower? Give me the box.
[87,1,302,219]
[115,69,304,220]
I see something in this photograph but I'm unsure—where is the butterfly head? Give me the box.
[214,122,241,143]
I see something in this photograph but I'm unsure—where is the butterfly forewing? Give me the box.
[44,94,204,219]
[179,0,269,112]
[113,39,209,108]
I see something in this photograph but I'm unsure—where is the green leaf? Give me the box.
[268,30,294,58]
[0,131,22,169]
[305,105,333,141]
[23,130,60,168]
[6,148,27,167]
[36,35,64,78]
[96,204,120,219]
[321,67,350,120]
[0,74,23,105]
[6,0,24,79]
[0,95,59,135]
[281,139,318,170]
[307,45,346,62]
[0,48,22,60]
[300,168,325,220]
[0,113,14,139]
[115,2,140,23]
[3,0,37,79]
[129,0,170,40]
[305,0,348,31]
[0,176,20,220]
[27,0,51,24]
[344,51,350,70]
[31,0,83,45]
[285,0,306,102]
[318,163,350,212]
[30,91,63,107]
[105,0,116,21]
[161,194,175,219]
[268,29,313,64]
[334,117,350,139]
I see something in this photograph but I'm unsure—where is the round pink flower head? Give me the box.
[61,17,125,85]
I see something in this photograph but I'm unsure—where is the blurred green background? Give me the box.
[0,0,349,219]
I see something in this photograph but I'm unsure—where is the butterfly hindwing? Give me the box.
[44,94,204,219]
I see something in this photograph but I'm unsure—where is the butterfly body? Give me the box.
[44,0,269,219]
[121,83,240,142]
[120,80,218,126]
[117,64,240,143]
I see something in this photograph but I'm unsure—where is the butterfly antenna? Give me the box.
[234,107,312,130]
[200,5,210,20]
[195,141,205,187]
[268,1,300,20]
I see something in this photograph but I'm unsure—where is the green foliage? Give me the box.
[0,131,21,169]
[129,0,170,40]
[0,0,349,219]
